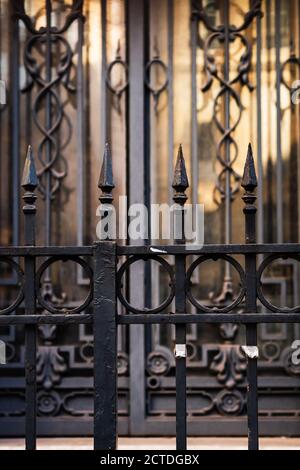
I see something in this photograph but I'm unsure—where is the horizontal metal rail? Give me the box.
[0,243,300,257]
[0,246,93,256]
[117,243,300,255]
[117,313,300,324]
[1,312,299,326]
[0,314,93,325]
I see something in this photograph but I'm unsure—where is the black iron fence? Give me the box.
[1,143,300,450]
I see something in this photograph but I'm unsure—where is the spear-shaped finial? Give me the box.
[241,143,257,192]
[172,144,189,206]
[98,142,115,204]
[241,143,257,244]
[21,145,38,191]
[172,145,189,244]
[22,145,38,245]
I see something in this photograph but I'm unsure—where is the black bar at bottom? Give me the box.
[246,323,259,450]
[175,323,187,450]
[25,324,37,450]
[93,242,117,450]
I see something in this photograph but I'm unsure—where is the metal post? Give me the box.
[93,241,117,450]
[172,145,189,450]
[93,144,117,450]
[21,145,38,450]
[241,143,259,450]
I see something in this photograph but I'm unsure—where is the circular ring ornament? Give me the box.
[79,342,94,363]
[117,255,175,314]
[37,391,61,416]
[144,58,168,97]
[186,255,245,313]
[257,254,300,313]
[262,342,280,361]
[0,257,24,314]
[36,256,93,314]
[106,58,129,97]
[215,390,244,416]
[147,350,171,376]
[147,376,161,390]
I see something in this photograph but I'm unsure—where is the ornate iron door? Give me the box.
[1,0,300,437]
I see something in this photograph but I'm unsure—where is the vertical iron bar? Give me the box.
[275,0,283,243]
[45,0,52,246]
[164,0,175,364]
[77,11,85,248]
[190,1,201,300]
[175,257,186,450]
[167,0,174,205]
[76,7,86,286]
[93,241,117,450]
[256,6,263,245]
[101,0,108,148]
[242,144,259,451]
[173,145,189,450]
[22,146,38,450]
[94,144,117,449]
[144,0,151,359]
[245,323,258,450]
[221,0,232,290]
[11,4,20,246]
[128,0,146,435]
[224,0,231,249]
[191,1,198,213]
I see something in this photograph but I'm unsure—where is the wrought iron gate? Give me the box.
[1,140,300,450]
[1,0,300,439]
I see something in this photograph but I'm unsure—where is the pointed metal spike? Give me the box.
[241,143,257,191]
[21,145,38,190]
[172,144,189,192]
[99,143,115,191]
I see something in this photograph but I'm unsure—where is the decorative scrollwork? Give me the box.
[106,40,128,112]
[0,391,25,417]
[280,48,300,103]
[192,0,262,204]
[219,322,239,340]
[190,392,215,416]
[144,41,168,112]
[79,342,94,364]
[37,346,67,390]
[0,257,24,315]
[186,255,245,313]
[257,254,300,313]
[282,346,300,376]
[36,256,93,314]
[14,0,84,199]
[62,391,93,417]
[117,352,129,376]
[117,255,175,314]
[210,344,247,389]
